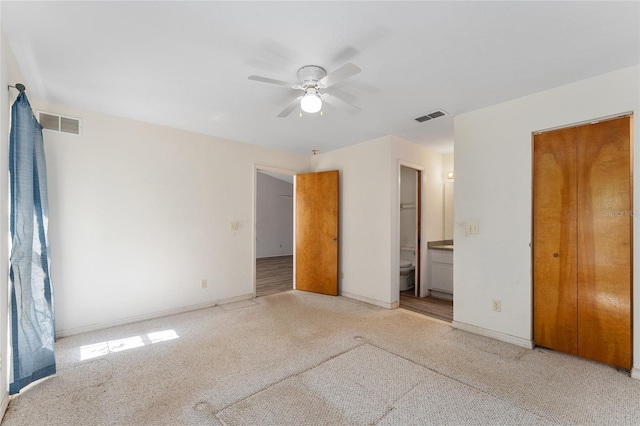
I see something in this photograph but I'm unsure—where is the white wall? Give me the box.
[311,137,393,306]
[256,172,293,258]
[0,26,9,418]
[0,23,26,417]
[0,26,10,418]
[443,153,454,240]
[32,100,311,336]
[453,65,640,369]
[391,137,444,300]
[311,135,443,307]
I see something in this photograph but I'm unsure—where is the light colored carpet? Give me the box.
[2,291,639,425]
[217,344,551,425]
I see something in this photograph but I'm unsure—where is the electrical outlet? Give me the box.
[201,279,207,289]
[467,222,480,235]
[492,299,501,312]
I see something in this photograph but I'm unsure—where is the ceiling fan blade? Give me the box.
[248,75,295,88]
[319,63,361,88]
[323,94,360,115]
[277,96,302,117]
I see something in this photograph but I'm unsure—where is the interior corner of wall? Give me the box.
[0,391,9,423]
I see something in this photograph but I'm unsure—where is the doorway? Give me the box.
[532,115,632,370]
[399,166,420,297]
[398,165,445,320]
[398,164,454,322]
[255,168,295,297]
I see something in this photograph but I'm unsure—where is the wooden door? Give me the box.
[576,116,632,369]
[295,170,339,295]
[533,116,632,370]
[533,126,579,355]
[416,170,421,297]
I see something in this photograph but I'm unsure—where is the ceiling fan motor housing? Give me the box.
[297,65,327,87]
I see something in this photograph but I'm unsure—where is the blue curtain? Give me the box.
[9,92,56,394]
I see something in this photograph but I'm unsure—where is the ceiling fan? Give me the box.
[248,63,362,117]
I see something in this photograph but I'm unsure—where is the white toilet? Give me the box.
[399,248,415,291]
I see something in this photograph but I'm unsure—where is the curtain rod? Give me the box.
[8,83,26,92]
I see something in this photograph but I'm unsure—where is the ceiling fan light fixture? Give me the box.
[249,63,360,117]
[300,89,322,113]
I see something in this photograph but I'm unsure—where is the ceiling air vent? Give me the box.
[37,111,82,135]
[415,109,448,123]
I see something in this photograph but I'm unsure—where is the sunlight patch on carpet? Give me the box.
[80,329,179,360]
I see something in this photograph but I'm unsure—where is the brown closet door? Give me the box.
[576,116,632,369]
[533,116,632,370]
[533,127,578,355]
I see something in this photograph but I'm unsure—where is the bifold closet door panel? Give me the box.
[576,116,632,370]
[533,127,578,355]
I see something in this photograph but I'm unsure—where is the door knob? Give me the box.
[553,253,559,257]
[331,237,338,242]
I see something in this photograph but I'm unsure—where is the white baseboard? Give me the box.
[0,392,9,423]
[428,290,453,301]
[452,321,534,349]
[56,293,254,338]
[340,291,397,309]
[256,254,293,259]
[631,367,640,380]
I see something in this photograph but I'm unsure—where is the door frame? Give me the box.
[253,165,299,298]
[394,161,426,305]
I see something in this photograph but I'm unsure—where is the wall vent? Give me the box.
[415,109,448,123]
[37,111,82,135]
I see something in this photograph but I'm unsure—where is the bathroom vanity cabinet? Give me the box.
[428,247,453,300]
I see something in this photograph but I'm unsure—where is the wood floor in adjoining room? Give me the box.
[400,290,453,322]
[256,256,453,322]
[256,255,293,297]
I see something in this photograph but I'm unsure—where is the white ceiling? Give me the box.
[2,1,639,156]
